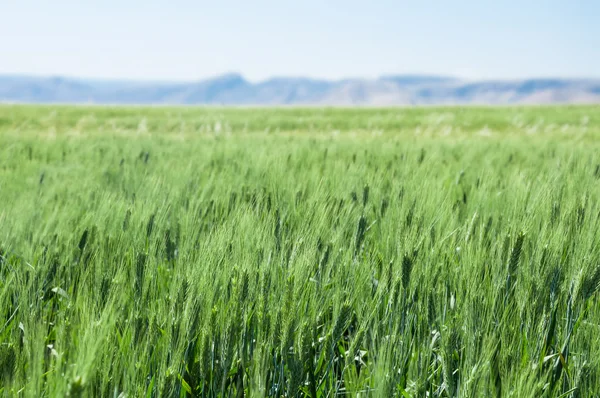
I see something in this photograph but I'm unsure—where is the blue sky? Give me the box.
[1,0,598,81]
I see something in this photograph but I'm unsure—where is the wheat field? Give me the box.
[1,105,599,397]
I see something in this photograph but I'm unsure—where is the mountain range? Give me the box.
[1,74,599,105]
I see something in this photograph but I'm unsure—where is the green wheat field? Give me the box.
[1,105,600,397]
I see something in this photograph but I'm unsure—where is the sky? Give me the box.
[1,0,599,82]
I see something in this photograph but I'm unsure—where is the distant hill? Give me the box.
[1,74,599,105]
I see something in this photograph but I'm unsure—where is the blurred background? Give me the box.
[1,0,599,105]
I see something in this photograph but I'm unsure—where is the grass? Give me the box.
[0,105,600,397]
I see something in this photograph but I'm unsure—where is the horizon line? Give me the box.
[2,72,600,85]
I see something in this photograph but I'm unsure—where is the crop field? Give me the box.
[1,105,600,397]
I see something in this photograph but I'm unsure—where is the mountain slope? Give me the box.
[1,74,599,105]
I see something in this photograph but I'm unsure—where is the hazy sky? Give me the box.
[2,0,598,81]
